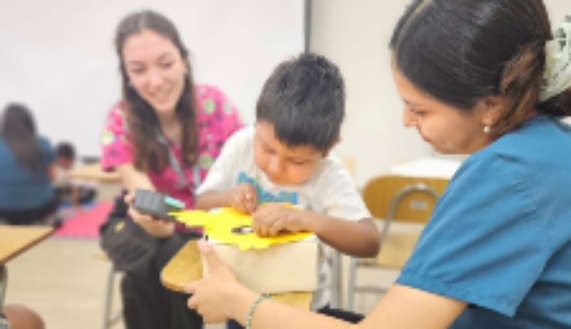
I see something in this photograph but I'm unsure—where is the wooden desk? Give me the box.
[162,241,313,310]
[0,226,53,311]
[66,163,121,182]
[66,162,123,202]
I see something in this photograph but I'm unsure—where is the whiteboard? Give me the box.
[0,0,305,156]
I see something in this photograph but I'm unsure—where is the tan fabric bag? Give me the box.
[203,237,319,294]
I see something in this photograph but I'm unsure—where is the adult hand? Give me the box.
[185,240,251,323]
[124,192,175,238]
[228,182,258,214]
[253,204,307,237]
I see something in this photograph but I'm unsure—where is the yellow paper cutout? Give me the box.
[170,208,313,250]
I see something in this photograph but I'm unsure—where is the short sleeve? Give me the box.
[396,151,550,317]
[315,159,371,221]
[196,127,246,196]
[100,104,135,172]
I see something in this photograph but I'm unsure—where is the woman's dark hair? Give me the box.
[1,103,47,176]
[390,0,571,137]
[115,10,199,172]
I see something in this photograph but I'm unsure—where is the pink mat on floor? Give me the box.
[55,202,114,238]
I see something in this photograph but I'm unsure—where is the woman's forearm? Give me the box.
[228,285,355,329]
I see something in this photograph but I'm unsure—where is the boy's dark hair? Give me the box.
[56,142,75,159]
[256,53,345,153]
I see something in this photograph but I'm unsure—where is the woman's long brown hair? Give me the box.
[115,10,199,173]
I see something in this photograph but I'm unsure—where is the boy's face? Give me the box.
[254,121,330,185]
[57,156,74,170]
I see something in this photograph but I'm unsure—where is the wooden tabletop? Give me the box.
[66,163,121,182]
[0,226,54,265]
[162,241,314,309]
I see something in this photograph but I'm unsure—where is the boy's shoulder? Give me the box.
[306,154,353,186]
[225,125,255,150]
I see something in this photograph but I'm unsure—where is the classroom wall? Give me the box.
[310,0,570,187]
[0,0,304,156]
[310,0,431,187]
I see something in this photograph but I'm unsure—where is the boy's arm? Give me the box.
[195,128,250,211]
[195,191,232,210]
[253,205,379,258]
[70,185,81,207]
[197,183,258,214]
[304,212,378,258]
[253,159,379,258]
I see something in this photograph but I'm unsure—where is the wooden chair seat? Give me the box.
[359,231,421,269]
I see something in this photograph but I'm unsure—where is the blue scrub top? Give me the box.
[0,136,56,210]
[397,116,571,328]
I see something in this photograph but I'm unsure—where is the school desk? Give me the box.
[0,225,54,311]
[66,162,122,201]
[66,162,121,183]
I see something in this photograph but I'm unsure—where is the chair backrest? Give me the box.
[362,175,449,224]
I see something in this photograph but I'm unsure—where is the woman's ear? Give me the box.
[479,96,505,127]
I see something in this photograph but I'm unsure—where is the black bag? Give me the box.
[99,192,156,273]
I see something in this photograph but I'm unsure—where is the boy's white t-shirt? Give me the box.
[197,126,371,309]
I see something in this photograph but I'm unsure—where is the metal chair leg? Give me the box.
[330,250,344,308]
[101,265,116,329]
[347,257,358,311]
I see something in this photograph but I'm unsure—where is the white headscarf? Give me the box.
[540,13,571,102]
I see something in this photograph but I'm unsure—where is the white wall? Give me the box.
[310,0,431,187]
[0,0,304,156]
[311,0,570,187]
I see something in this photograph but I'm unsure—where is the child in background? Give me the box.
[195,53,379,327]
[55,142,97,212]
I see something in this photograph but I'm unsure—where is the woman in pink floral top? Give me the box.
[99,10,242,329]
[102,85,242,211]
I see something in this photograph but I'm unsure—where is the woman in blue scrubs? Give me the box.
[183,0,571,328]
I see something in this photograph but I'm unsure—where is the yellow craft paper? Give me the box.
[170,208,313,250]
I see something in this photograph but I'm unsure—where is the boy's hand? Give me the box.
[228,183,258,214]
[252,204,307,237]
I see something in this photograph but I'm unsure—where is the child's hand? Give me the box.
[124,192,175,238]
[228,183,258,214]
[252,204,307,237]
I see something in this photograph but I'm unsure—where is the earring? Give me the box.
[483,126,490,134]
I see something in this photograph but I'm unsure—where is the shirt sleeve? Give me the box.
[315,158,371,221]
[100,104,135,172]
[396,151,550,317]
[196,128,246,196]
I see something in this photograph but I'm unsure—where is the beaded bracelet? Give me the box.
[245,293,272,329]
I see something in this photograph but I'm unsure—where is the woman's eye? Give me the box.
[130,68,144,75]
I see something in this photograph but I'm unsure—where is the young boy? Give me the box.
[55,142,97,211]
[195,54,379,320]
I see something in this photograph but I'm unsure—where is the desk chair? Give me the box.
[347,175,448,311]
[95,253,122,329]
